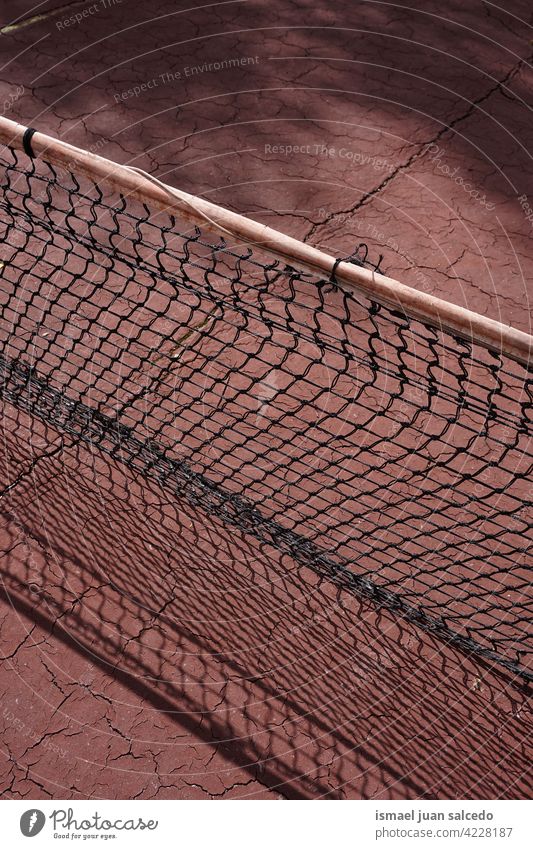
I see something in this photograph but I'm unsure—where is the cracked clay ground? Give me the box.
[0,0,532,799]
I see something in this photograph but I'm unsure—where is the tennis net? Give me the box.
[0,122,531,681]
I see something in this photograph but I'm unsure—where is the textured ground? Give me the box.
[0,0,531,799]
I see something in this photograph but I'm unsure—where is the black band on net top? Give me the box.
[330,244,384,286]
[22,127,37,159]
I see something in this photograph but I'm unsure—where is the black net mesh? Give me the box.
[0,144,531,681]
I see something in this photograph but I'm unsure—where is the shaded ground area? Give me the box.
[0,0,532,798]
[0,401,531,799]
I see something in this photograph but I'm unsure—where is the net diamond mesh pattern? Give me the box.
[0,144,531,680]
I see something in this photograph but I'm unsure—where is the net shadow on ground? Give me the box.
[0,399,531,799]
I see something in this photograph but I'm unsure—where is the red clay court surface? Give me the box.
[0,0,532,799]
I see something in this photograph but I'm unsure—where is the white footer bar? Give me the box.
[2,799,531,848]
